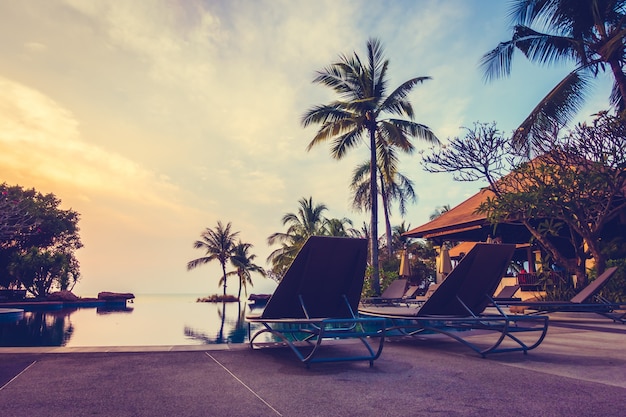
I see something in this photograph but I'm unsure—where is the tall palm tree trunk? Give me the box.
[369,126,381,295]
[379,171,393,258]
[221,263,227,297]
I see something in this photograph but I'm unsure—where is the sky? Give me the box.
[0,0,614,296]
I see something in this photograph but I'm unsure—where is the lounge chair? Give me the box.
[246,236,386,367]
[361,279,412,304]
[497,267,625,323]
[359,243,549,357]
[492,285,521,302]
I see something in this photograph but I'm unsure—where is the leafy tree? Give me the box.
[187,221,239,297]
[481,0,626,147]
[228,241,266,300]
[0,183,82,295]
[9,247,79,297]
[302,38,438,294]
[422,115,626,287]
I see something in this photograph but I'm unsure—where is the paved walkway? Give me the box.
[1,312,625,417]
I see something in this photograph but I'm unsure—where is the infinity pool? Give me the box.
[0,294,268,347]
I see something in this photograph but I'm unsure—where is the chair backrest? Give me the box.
[381,279,408,299]
[494,285,520,299]
[570,267,618,303]
[402,285,420,299]
[418,243,516,316]
[423,283,440,298]
[260,236,368,319]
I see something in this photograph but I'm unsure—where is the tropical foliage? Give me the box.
[351,158,417,259]
[266,197,360,279]
[228,241,266,300]
[302,38,438,294]
[187,221,239,297]
[187,222,265,300]
[0,183,82,297]
[421,114,626,287]
[481,0,626,147]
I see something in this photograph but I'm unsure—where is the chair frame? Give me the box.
[248,294,385,367]
[360,243,549,357]
[497,267,625,323]
[362,296,548,357]
[246,236,385,367]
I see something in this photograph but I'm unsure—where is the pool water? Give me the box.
[0,294,269,347]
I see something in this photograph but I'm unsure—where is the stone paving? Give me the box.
[1,312,625,417]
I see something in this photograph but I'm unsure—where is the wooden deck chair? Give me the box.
[359,243,549,357]
[361,279,408,305]
[246,236,385,367]
[498,267,625,323]
[492,285,521,302]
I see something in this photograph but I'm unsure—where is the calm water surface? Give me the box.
[0,294,271,347]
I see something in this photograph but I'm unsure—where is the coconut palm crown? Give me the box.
[187,221,239,297]
[481,0,626,147]
[302,38,438,294]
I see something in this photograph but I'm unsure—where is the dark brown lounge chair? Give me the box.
[497,267,625,323]
[246,236,385,367]
[359,243,549,357]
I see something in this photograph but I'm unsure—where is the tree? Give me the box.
[351,159,416,258]
[481,0,626,148]
[422,115,626,287]
[267,197,328,277]
[302,38,438,294]
[0,183,82,295]
[321,217,359,237]
[9,247,79,297]
[187,221,239,297]
[429,204,451,221]
[228,241,266,301]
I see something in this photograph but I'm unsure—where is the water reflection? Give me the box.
[0,295,268,347]
[0,310,74,347]
[184,301,248,344]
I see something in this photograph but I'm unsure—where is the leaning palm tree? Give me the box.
[267,197,328,278]
[229,241,266,301]
[302,38,438,294]
[481,0,626,148]
[187,221,239,297]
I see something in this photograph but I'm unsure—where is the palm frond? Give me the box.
[381,76,431,115]
[512,25,583,65]
[514,68,591,146]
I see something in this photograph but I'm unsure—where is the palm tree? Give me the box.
[229,241,266,301]
[322,217,359,237]
[267,197,328,278]
[302,38,438,294]
[481,0,626,147]
[429,204,451,221]
[391,221,413,253]
[351,159,417,258]
[187,221,239,297]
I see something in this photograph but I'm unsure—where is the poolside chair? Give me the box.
[492,285,521,302]
[361,279,409,305]
[359,243,549,357]
[246,236,386,367]
[498,267,625,323]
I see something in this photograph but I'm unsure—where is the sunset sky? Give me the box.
[0,1,613,296]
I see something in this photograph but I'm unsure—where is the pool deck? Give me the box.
[1,311,625,417]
